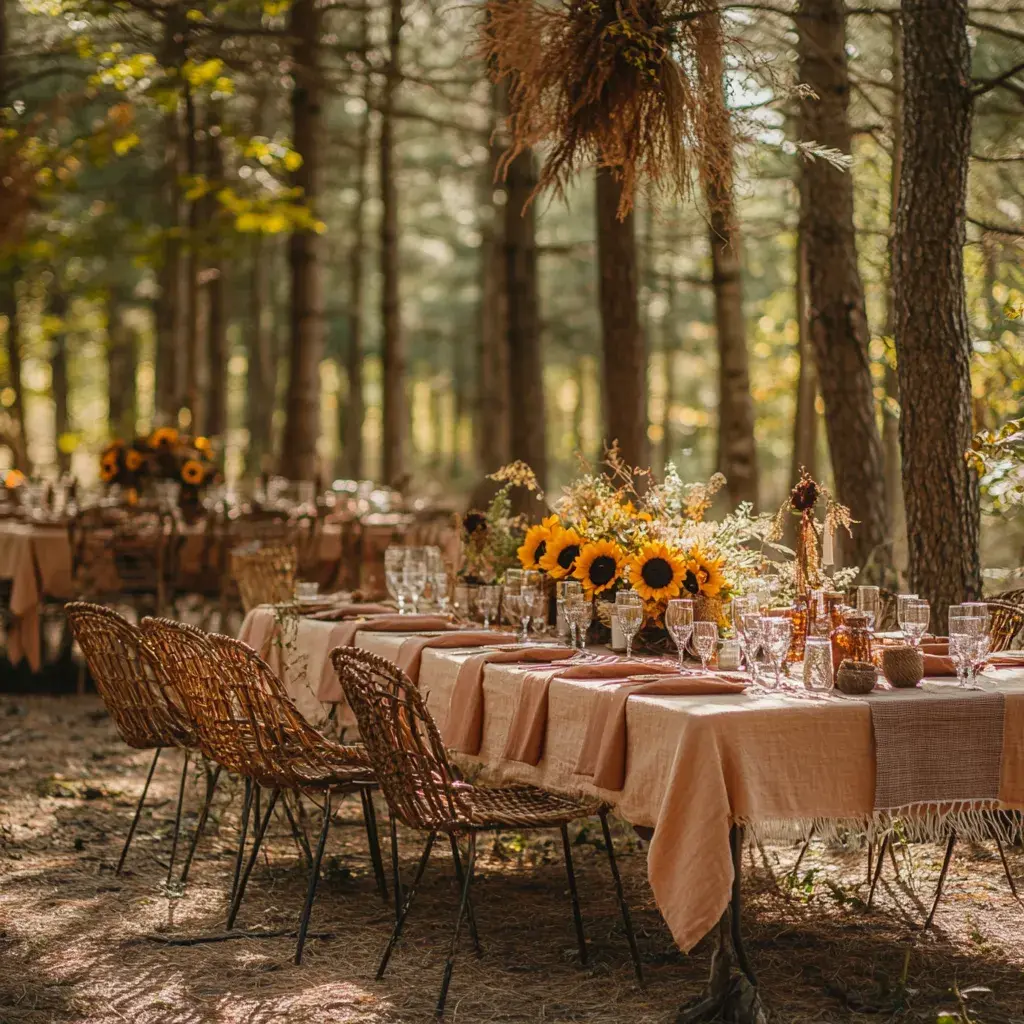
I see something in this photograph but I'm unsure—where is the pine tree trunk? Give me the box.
[698,15,758,507]
[595,167,648,471]
[280,0,325,482]
[0,271,29,472]
[476,86,510,475]
[379,0,405,487]
[661,273,678,473]
[246,235,277,477]
[204,116,227,440]
[50,290,71,473]
[106,291,137,441]
[796,0,888,570]
[791,228,818,484]
[183,82,204,430]
[894,0,980,617]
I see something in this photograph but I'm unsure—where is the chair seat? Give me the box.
[458,783,604,830]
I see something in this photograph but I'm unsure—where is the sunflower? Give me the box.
[538,525,584,579]
[517,514,559,570]
[181,459,205,486]
[682,549,727,598]
[627,541,686,603]
[3,469,25,489]
[124,449,144,473]
[573,539,626,598]
[149,427,179,448]
[194,436,211,453]
[100,451,119,481]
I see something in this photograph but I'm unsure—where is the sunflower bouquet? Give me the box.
[458,481,527,584]
[99,428,218,505]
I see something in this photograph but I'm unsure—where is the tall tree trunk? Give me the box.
[204,115,227,440]
[183,82,204,430]
[379,0,405,487]
[796,0,888,570]
[0,271,29,472]
[50,290,71,474]
[246,235,277,476]
[280,0,325,482]
[107,290,137,441]
[661,273,678,473]
[154,12,186,425]
[341,12,370,481]
[894,0,979,617]
[504,145,547,488]
[790,228,818,484]
[476,87,510,474]
[595,168,648,471]
[697,15,759,507]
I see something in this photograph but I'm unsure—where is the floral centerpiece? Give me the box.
[494,448,777,643]
[458,477,528,584]
[99,428,218,508]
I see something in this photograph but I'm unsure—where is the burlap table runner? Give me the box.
[869,689,1005,811]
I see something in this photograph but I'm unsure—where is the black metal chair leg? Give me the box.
[389,813,403,922]
[449,833,482,956]
[729,823,756,987]
[227,788,280,929]
[165,750,191,886]
[559,824,588,966]
[866,839,874,886]
[280,791,313,870]
[924,831,957,931]
[993,831,1019,901]
[378,831,437,979]
[867,833,889,909]
[361,788,389,903]
[179,764,222,885]
[116,748,162,875]
[296,791,333,964]
[228,779,255,904]
[436,832,476,1018]
[600,810,644,987]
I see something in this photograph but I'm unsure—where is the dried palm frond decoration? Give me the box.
[481,0,724,219]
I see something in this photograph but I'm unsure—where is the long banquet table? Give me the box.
[238,608,1024,957]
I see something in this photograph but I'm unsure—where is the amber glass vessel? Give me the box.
[831,610,872,670]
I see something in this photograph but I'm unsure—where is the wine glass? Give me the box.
[692,621,718,673]
[902,599,929,647]
[557,580,582,646]
[477,585,501,628]
[896,593,919,640]
[665,599,695,671]
[569,598,593,654]
[948,612,984,687]
[519,584,540,643]
[432,571,451,614]
[384,546,407,611]
[856,586,880,631]
[738,611,765,684]
[616,591,644,659]
[761,615,793,689]
[403,553,427,613]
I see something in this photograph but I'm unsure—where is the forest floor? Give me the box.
[1,695,1024,1024]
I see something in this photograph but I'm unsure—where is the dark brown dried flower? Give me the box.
[791,474,818,513]
[462,511,488,536]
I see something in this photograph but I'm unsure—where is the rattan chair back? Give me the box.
[230,544,297,612]
[331,646,466,831]
[65,601,193,749]
[988,600,1024,652]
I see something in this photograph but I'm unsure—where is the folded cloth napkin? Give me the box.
[502,658,682,766]
[576,672,748,791]
[317,614,456,701]
[444,646,578,754]
[396,630,517,685]
[920,639,1023,676]
[304,601,395,621]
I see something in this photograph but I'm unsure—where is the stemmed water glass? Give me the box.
[856,586,880,631]
[403,550,427,613]
[949,604,990,687]
[477,584,501,628]
[896,593,919,640]
[385,546,408,612]
[568,597,593,654]
[738,611,765,684]
[902,599,929,647]
[665,598,694,671]
[692,621,718,673]
[616,591,644,659]
[557,580,582,646]
[761,615,793,689]
[432,571,451,613]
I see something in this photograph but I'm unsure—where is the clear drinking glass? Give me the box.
[433,572,451,613]
[949,612,984,687]
[519,585,540,643]
[739,612,765,684]
[557,580,582,646]
[692,621,718,673]
[403,555,427,613]
[896,593,919,639]
[477,585,501,628]
[762,615,793,689]
[902,599,929,646]
[856,586,880,631]
[570,598,593,654]
[295,581,319,603]
[616,592,644,659]
[665,598,695,671]
[802,636,834,691]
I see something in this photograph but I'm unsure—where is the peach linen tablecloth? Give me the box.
[0,523,74,670]
[344,633,1024,955]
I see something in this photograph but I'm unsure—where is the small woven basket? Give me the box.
[836,659,877,695]
[880,645,924,688]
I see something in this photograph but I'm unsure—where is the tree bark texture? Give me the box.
[894,0,980,616]
[797,0,889,571]
[379,0,405,487]
[595,167,649,471]
[50,290,70,473]
[503,146,547,488]
[246,234,277,476]
[280,0,325,482]
[0,272,29,471]
[183,82,204,430]
[203,119,227,441]
[106,291,137,441]
[791,228,818,485]
[697,15,759,508]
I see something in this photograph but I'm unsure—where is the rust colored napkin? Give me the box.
[576,672,748,791]
[304,601,395,621]
[444,646,578,754]
[396,631,517,685]
[919,639,1022,677]
[503,658,682,766]
[317,614,456,701]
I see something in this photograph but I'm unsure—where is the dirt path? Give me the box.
[1,695,1023,1023]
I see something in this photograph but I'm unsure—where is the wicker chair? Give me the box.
[230,544,298,613]
[987,600,1024,652]
[138,618,386,962]
[64,602,207,883]
[330,646,644,1017]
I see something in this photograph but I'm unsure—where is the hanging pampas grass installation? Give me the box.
[481,0,726,219]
